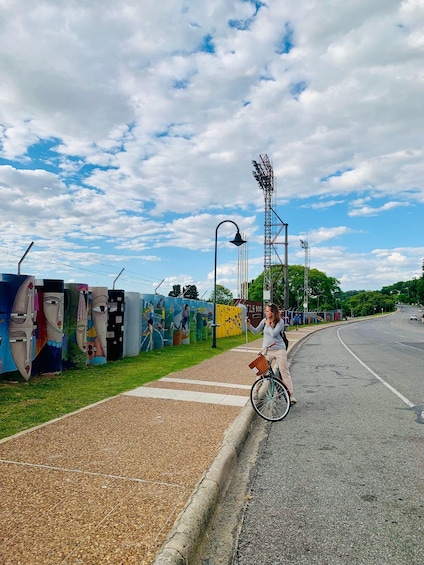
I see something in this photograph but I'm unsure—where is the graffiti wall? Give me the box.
[0,272,244,382]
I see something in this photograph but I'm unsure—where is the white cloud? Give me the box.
[349,200,410,217]
[0,0,423,294]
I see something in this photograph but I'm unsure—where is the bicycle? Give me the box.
[248,350,291,422]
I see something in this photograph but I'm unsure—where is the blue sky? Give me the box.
[0,0,423,298]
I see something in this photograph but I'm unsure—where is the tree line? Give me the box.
[247,263,424,317]
[169,261,424,318]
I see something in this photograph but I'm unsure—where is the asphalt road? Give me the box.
[206,309,424,565]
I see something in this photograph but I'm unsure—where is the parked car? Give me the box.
[409,315,418,321]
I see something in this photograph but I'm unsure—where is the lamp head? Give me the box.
[230,230,246,247]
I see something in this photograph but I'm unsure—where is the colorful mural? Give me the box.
[163,296,175,347]
[140,294,165,351]
[0,274,36,381]
[171,297,183,345]
[180,302,190,344]
[215,303,243,339]
[0,272,245,381]
[62,283,89,370]
[107,290,125,361]
[86,286,108,366]
[32,279,64,376]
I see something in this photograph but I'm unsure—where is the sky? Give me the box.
[0,0,423,299]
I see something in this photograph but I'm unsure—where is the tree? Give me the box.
[248,265,341,310]
[168,284,181,297]
[344,291,396,317]
[208,284,234,305]
[417,264,424,304]
[182,285,199,299]
[168,284,199,299]
[246,259,424,315]
[247,274,264,303]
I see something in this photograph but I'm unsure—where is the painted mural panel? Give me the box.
[32,279,64,376]
[140,294,165,351]
[63,283,89,370]
[201,301,213,340]
[0,274,36,381]
[0,281,8,377]
[107,290,125,361]
[180,302,191,344]
[216,303,243,338]
[86,286,108,366]
[123,292,141,357]
[171,297,183,345]
[187,300,197,344]
[163,296,175,347]
[195,304,204,342]
[153,294,170,346]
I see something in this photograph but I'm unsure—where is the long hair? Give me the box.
[267,303,280,328]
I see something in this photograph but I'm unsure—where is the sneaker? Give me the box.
[290,396,297,406]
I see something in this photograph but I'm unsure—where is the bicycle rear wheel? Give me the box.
[250,374,290,422]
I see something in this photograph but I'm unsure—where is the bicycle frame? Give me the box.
[249,352,290,422]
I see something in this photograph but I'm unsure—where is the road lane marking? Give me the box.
[337,328,415,408]
[396,341,424,351]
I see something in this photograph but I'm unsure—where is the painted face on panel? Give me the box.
[76,284,88,353]
[9,276,35,381]
[91,289,108,352]
[43,292,64,346]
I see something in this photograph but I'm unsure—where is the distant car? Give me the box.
[409,315,418,321]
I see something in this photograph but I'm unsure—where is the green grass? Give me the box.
[0,334,259,440]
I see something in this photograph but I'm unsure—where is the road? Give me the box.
[197,308,424,565]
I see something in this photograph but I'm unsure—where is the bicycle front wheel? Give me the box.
[250,375,290,422]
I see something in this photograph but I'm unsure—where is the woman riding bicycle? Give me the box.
[246,303,296,405]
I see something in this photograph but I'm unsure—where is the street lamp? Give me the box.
[212,220,246,348]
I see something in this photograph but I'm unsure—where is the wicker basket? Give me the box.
[248,354,269,376]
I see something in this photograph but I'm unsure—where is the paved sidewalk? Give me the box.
[0,325,318,565]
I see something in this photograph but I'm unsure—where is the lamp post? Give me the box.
[212,220,246,348]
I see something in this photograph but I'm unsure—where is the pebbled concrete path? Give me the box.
[0,326,317,565]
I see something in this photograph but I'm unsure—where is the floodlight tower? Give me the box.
[252,154,289,309]
[252,154,274,304]
[300,239,309,312]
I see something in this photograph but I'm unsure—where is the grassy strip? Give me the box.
[0,333,259,440]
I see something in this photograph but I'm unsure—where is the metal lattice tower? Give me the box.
[252,154,289,309]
